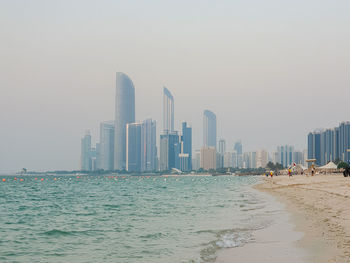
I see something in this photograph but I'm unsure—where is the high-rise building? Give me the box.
[243,152,256,169]
[160,133,179,171]
[203,110,217,148]
[180,122,192,171]
[81,131,92,171]
[200,147,217,170]
[308,131,322,166]
[234,140,243,168]
[99,121,115,171]
[114,72,135,170]
[234,140,243,155]
[192,150,201,171]
[163,87,174,134]
[141,119,157,172]
[160,87,181,172]
[126,123,142,172]
[224,152,237,168]
[256,150,268,168]
[277,145,294,167]
[218,139,226,168]
[308,122,350,166]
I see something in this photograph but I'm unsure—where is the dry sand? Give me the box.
[256,174,350,263]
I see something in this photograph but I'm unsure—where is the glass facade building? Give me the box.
[163,87,174,134]
[114,72,135,170]
[99,121,115,171]
[203,110,217,148]
[126,123,142,172]
[308,122,350,166]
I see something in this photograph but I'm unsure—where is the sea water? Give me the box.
[0,175,280,263]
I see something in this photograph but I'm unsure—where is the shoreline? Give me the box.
[216,180,307,263]
[255,174,350,262]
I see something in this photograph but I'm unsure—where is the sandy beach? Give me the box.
[217,174,350,263]
[257,174,350,262]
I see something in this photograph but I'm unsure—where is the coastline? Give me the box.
[216,180,307,263]
[255,174,350,262]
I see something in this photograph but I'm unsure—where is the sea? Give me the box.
[0,175,284,263]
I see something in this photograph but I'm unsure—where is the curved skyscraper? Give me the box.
[114,72,135,170]
[203,110,217,148]
[163,87,174,133]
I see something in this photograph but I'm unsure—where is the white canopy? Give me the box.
[319,162,337,169]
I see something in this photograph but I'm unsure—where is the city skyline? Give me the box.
[1,1,349,172]
[80,72,311,172]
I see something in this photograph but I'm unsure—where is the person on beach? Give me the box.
[288,169,292,177]
[311,167,315,176]
[270,171,273,178]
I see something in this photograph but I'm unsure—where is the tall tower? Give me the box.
[163,87,174,134]
[81,131,92,171]
[114,72,135,170]
[126,123,142,172]
[203,110,217,148]
[99,121,115,171]
[141,119,157,172]
[234,140,243,155]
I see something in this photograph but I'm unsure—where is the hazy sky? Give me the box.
[1,0,349,172]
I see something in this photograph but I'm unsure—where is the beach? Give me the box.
[254,174,350,263]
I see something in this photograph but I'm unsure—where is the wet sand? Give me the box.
[217,174,350,263]
[216,185,307,263]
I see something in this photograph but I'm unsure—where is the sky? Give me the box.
[0,0,349,172]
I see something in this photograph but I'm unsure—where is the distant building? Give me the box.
[224,151,237,168]
[192,150,201,171]
[81,131,92,171]
[234,140,243,155]
[160,133,179,171]
[203,110,217,148]
[308,122,350,166]
[114,72,135,170]
[308,132,321,166]
[256,150,268,168]
[218,139,226,168]
[180,122,192,171]
[243,152,256,169]
[141,119,157,172]
[234,140,243,168]
[163,87,174,134]
[178,153,190,172]
[200,147,217,170]
[277,145,294,168]
[99,121,115,171]
[126,123,142,172]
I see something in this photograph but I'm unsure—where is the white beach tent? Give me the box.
[319,162,338,169]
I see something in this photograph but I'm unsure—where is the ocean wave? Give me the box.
[42,229,73,237]
[42,229,93,237]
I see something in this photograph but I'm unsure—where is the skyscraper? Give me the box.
[218,139,226,168]
[181,122,192,171]
[126,123,142,172]
[256,149,268,168]
[141,119,157,172]
[81,131,92,171]
[234,140,243,156]
[277,145,295,167]
[163,87,174,134]
[160,87,179,171]
[160,133,179,171]
[203,110,217,148]
[307,122,350,166]
[99,121,115,171]
[114,72,135,170]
